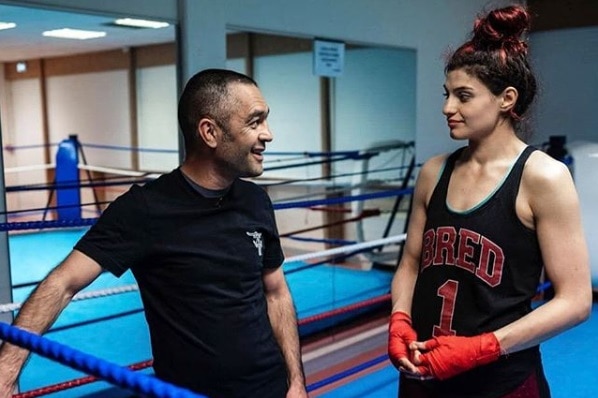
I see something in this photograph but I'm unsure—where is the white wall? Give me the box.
[249,46,416,183]
[530,26,598,147]
[2,78,47,213]
[136,65,179,171]
[253,51,323,180]
[334,46,416,183]
[47,71,132,168]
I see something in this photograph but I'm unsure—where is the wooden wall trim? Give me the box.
[4,59,41,80]
[3,42,176,81]
[39,59,51,166]
[251,33,313,56]
[128,48,139,171]
[4,32,359,81]
[227,32,317,58]
[227,32,250,59]
[136,43,176,68]
[44,49,130,76]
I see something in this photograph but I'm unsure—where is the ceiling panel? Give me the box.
[0,4,174,62]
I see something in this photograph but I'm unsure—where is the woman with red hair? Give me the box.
[388,4,591,397]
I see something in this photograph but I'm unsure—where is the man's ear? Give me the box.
[500,86,519,113]
[197,118,218,148]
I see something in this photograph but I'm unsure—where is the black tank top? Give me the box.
[411,146,546,397]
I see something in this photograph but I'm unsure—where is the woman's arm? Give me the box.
[389,155,445,375]
[494,152,592,353]
[391,155,446,314]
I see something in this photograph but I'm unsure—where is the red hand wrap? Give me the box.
[416,332,501,380]
[387,311,418,369]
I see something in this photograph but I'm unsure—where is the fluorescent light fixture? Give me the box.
[114,18,169,29]
[43,28,106,40]
[0,22,17,30]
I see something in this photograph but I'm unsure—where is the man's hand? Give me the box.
[286,381,308,398]
[388,311,419,374]
[0,342,25,398]
[411,332,502,380]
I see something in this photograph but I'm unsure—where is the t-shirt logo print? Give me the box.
[246,231,264,256]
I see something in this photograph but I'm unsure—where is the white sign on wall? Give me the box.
[313,39,345,77]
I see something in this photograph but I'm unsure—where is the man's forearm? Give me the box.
[267,290,305,387]
[0,274,74,389]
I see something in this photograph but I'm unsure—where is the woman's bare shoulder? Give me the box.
[524,150,572,188]
[414,153,451,198]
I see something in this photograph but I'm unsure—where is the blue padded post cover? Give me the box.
[55,136,81,220]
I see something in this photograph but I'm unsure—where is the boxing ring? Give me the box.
[4,229,598,398]
[0,137,413,397]
[1,137,597,397]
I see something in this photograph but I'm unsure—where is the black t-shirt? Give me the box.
[75,168,288,397]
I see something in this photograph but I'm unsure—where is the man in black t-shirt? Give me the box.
[0,69,308,398]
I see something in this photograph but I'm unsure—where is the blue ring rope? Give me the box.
[0,188,415,232]
[6,178,153,193]
[5,141,368,158]
[264,150,362,158]
[0,323,205,398]
[79,143,368,158]
[0,218,97,232]
[284,236,358,246]
[260,164,418,187]
[264,153,371,172]
[3,143,59,150]
[274,188,414,210]
[80,142,178,153]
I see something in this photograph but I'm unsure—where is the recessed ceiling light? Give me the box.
[42,28,106,40]
[0,22,17,30]
[114,18,169,29]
